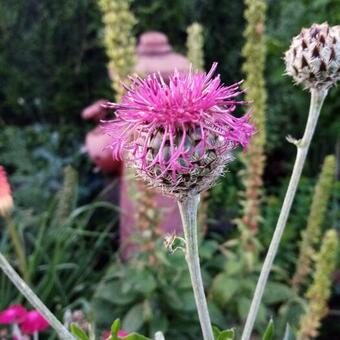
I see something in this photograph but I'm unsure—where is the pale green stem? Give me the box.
[0,252,75,340]
[178,194,214,340]
[241,88,328,340]
[4,213,30,283]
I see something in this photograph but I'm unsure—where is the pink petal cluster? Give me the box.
[104,63,254,196]
[0,305,26,324]
[103,329,129,339]
[20,311,49,335]
[0,305,49,335]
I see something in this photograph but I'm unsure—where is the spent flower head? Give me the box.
[104,63,254,198]
[285,22,340,90]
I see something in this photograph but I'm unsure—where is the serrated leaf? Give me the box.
[262,319,274,340]
[217,328,235,340]
[70,324,89,340]
[122,303,145,332]
[283,324,296,340]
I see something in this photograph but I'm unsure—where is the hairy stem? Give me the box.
[0,252,74,340]
[241,88,328,340]
[4,213,30,283]
[178,194,214,340]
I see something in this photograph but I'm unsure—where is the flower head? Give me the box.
[285,23,340,90]
[20,311,49,334]
[0,305,27,324]
[0,166,13,217]
[104,63,254,198]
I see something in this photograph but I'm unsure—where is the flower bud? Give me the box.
[285,23,340,89]
[0,166,13,217]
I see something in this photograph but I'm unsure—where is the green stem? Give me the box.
[241,88,328,340]
[0,252,74,339]
[4,213,30,283]
[178,194,214,340]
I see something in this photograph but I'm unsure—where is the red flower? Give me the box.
[20,311,49,334]
[0,305,27,324]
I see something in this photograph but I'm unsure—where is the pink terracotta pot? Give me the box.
[85,126,121,175]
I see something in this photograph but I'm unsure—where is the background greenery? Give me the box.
[0,0,339,339]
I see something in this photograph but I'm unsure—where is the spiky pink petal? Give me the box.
[104,63,254,196]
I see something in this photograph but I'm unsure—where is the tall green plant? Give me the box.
[298,229,339,340]
[292,155,336,293]
[186,23,204,72]
[238,0,267,236]
[97,0,136,100]
[55,165,79,226]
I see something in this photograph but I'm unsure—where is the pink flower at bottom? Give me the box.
[0,305,27,324]
[20,311,49,334]
[103,329,129,339]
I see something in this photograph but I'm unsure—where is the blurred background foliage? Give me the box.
[0,0,339,339]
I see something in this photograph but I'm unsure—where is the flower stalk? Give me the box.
[241,88,328,340]
[0,252,74,340]
[178,195,214,340]
[3,213,30,283]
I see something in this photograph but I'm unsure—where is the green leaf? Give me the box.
[122,303,145,332]
[211,274,239,306]
[123,332,152,340]
[111,319,121,338]
[217,328,235,340]
[262,319,274,340]
[200,240,219,259]
[177,290,196,312]
[208,302,225,328]
[283,324,296,340]
[70,324,89,340]
[263,282,294,305]
[149,313,168,334]
[223,257,244,276]
[129,271,157,295]
[95,281,138,305]
[237,297,251,320]
[213,326,221,339]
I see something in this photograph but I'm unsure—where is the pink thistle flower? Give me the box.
[20,311,49,335]
[104,63,254,197]
[0,165,14,217]
[0,305,27,324]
